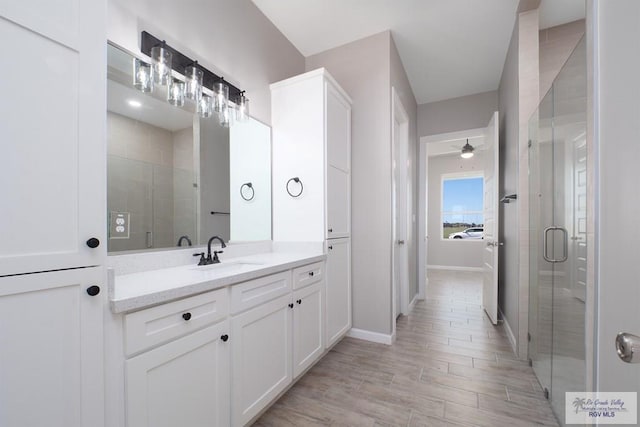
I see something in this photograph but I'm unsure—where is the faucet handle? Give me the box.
[212,250,224,264]
[193,252,206,266]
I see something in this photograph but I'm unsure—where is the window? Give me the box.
[442,175,484,239]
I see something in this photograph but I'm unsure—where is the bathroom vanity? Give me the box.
[106,246,332,427]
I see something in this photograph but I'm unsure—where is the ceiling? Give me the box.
[252,0,585,105]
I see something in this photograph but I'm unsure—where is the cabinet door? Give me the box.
[326,238,351,347]
[326,81,351,173]
[0,267,104,427]
[125,322,230,427]
[293,281,324,378]
[231,294,292,426]
[0,0,106,276]
[327,165,350,238]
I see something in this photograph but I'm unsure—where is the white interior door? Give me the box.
[392,89,409,319]
[482,111,499,324]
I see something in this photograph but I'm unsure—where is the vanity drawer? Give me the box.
[292,262,324,290]
[230,271,291,314]
[124,288,228,357]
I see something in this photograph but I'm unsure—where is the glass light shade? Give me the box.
[167,79,185,107]
[133,59,153,93]
[219,103,230,127]
[151,46,172,85]
[460,140,474,159]
[197,94,213,118]
[185,64,203,100]
[235,94,250,122]
[214,81,229,113]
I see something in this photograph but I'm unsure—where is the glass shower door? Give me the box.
[528,37,586,426]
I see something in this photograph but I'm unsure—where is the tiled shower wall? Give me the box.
[107,112,194,251]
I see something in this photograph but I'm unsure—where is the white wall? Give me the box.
[539,19,585,98]
[427,153,485,269]
[107,0,305,125]
[418,91,499,137]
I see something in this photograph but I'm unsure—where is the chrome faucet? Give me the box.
[176,235,192,247]
[206,235,227,264]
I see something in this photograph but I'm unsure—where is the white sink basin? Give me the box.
[189,261,263,273]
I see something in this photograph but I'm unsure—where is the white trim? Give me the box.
[422,127,485,144]
[499,307,518,357]
[347,328,394,345]
[408,293,419,311]
[427,264,483,272]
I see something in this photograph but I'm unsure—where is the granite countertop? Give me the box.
[109,251,325,314]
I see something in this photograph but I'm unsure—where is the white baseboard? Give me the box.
[408,294,419,312]
[427,264,483,272]
[499,307,518,356]
[347,328,394,345]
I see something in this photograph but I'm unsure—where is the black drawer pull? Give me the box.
[182,312,192,321]
[86,285,100,296]
[288,303,294,309]
[221,334,229,342]
[308,271,314,277]
[296,299,302,305]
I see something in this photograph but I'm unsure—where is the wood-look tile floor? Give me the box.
[254,270,559,427]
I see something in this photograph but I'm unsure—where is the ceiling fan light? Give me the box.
[461,140,474,159]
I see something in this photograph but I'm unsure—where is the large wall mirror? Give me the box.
[107,43,271,253]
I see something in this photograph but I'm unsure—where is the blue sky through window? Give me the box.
[442,177,483,225]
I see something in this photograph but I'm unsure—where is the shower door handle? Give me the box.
[616,332,640,363]
[543,226,568,263]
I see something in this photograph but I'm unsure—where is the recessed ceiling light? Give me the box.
[127,99,142,108]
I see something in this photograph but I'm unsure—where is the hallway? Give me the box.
[255,270,558,426]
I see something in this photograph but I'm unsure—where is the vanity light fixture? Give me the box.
[167,79,186,107]
[185,62,203,100]
[133,58,153,93]
[150,42,172,85]
[236,91,250,122]
[197,94,213,118]
[461,139,474,159]
[138,31,246,125]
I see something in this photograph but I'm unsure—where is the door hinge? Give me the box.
[527,332,531,342]
[528,139,532,148]
[528,358,533,367]
[544,388,550,400]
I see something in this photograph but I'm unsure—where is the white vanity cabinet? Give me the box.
[0,1,106,424]
[230,264,325,426]
[123,288,230,427]
[271,68,352,242]
[326,238,352,347]
[0,0,106,276]
[0,267,105,427]
[271,68,352,353]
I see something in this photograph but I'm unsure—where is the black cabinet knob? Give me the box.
[328,245,333,250]
[221,334,229,342]
[328,228,333,233]
[182,312,192,321]
[288,303,294,309]
[86,285,100,296]
[296,299,302,305]
[308,271,314,277]
[86,238,100,248]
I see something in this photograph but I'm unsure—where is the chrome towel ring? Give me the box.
[286,177,303,198]
[240,182,254,201]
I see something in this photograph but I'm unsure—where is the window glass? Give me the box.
[442,176,484,239]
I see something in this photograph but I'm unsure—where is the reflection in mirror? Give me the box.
[106,43,271,253]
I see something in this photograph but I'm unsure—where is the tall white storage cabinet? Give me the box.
[0,1,106,426]
[271,68,352,348]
